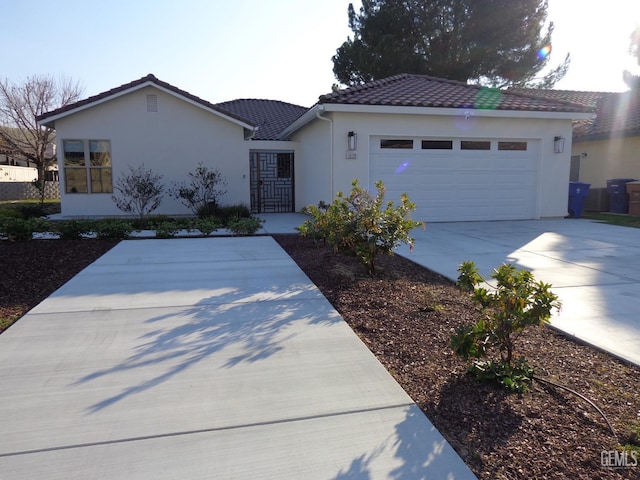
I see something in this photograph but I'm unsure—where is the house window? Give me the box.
[380,139,414,149]
[461,140,491,150]
[422,140,453,150]
[63,140,112,193]
[498,141,528,151]
[277,154,292,178]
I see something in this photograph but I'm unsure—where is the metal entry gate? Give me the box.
[250,151,294,213]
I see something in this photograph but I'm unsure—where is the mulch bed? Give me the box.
[0,239,119,333]
[1,235,639,479]
[274,234,640,480]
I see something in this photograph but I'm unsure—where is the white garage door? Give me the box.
[370,137,539,222]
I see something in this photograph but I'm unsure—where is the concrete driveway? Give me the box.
[0,236,475,479]
[398,219,640,367]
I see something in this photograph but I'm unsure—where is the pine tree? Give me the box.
[332,0,570,88]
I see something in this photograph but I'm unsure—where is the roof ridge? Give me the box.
[37,74,256,127]
[319,74,409,102]
[215,98,308,109]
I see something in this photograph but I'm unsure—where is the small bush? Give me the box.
[93,219,133,239]
[170,163,227,216]
[195,218,221,236]
[215,204,251,224]
[298,179,423,273]
[0,217,36,241]
[155,221,179,239]
[451,261,561,392]
[16,204,46,219]
[0,208,24,219]
[56,220,93,240]
[227,216,264,235]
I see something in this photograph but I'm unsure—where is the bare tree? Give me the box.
[0,75,83,204]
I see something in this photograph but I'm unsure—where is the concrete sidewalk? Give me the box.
[0,237,476,479]
[399,219,640,367]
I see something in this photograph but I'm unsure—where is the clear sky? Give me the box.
[4,0,640,107]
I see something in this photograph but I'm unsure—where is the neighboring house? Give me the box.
[571,89,640,193]
[0,129,58,182]
[512,87,640,211]
[37,74,591,221]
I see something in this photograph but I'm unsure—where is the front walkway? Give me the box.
[0,236,475,479]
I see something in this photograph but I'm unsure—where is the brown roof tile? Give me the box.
[508,88,614,108]
[579,89,640,139]
[320,74,593,113]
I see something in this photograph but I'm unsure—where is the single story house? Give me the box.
[571,89,640,210]
[37,74,592,222]
[512,87,640,211]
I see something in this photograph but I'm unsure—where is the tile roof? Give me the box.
[576,89,640,139]
[214,99,308,140]
[36,74,255,127]
[319,74,592,113]
[508,88,614,108]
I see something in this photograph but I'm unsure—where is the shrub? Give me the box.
[154,221,179,239]
[171,163,227,216]
[0,208,23,219]
[214,203,251,224]
[16,204,46,219]
[93,219,133,239]
[112,164,165,220]
[195,218,221,236]
[227,216,264,235]
[56,220,93,240]
[0,217,34,241]
[298,179,423,273]
[450,261,562,392]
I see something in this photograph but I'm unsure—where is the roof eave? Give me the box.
[312,103,594,119]
[38,80,256,131]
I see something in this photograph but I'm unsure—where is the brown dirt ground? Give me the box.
[1,235,639,479]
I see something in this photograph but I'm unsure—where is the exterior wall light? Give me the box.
[554,135,565,154]
[348,131,357,151]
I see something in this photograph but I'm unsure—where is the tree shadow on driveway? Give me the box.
[71,282,341,414]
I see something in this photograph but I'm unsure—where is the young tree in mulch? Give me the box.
[112,164,165,221]
[170,163,227,217]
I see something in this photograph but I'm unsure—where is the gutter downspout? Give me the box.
[315,105,334,199]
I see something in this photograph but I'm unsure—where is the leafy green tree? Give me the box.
[333,0,570,88]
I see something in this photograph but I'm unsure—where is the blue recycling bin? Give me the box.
[606,178,637,213]
[568,181,591,218]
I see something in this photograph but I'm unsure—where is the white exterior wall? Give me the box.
[291,117,332,210]
[54,86,251,217]
[295,109,574,219]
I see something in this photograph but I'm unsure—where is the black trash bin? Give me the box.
[568,181,591,218]
[606,178,637,213]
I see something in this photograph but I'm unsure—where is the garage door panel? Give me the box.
[370,137,539,221]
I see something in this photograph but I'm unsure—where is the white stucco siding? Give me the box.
[321,111,574,220]
[54,86,250,217]
[291,116,333,210]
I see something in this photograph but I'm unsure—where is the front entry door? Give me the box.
[250,151,294,213]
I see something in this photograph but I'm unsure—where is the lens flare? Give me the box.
[395,161,410,174]
[537,44,552,60]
